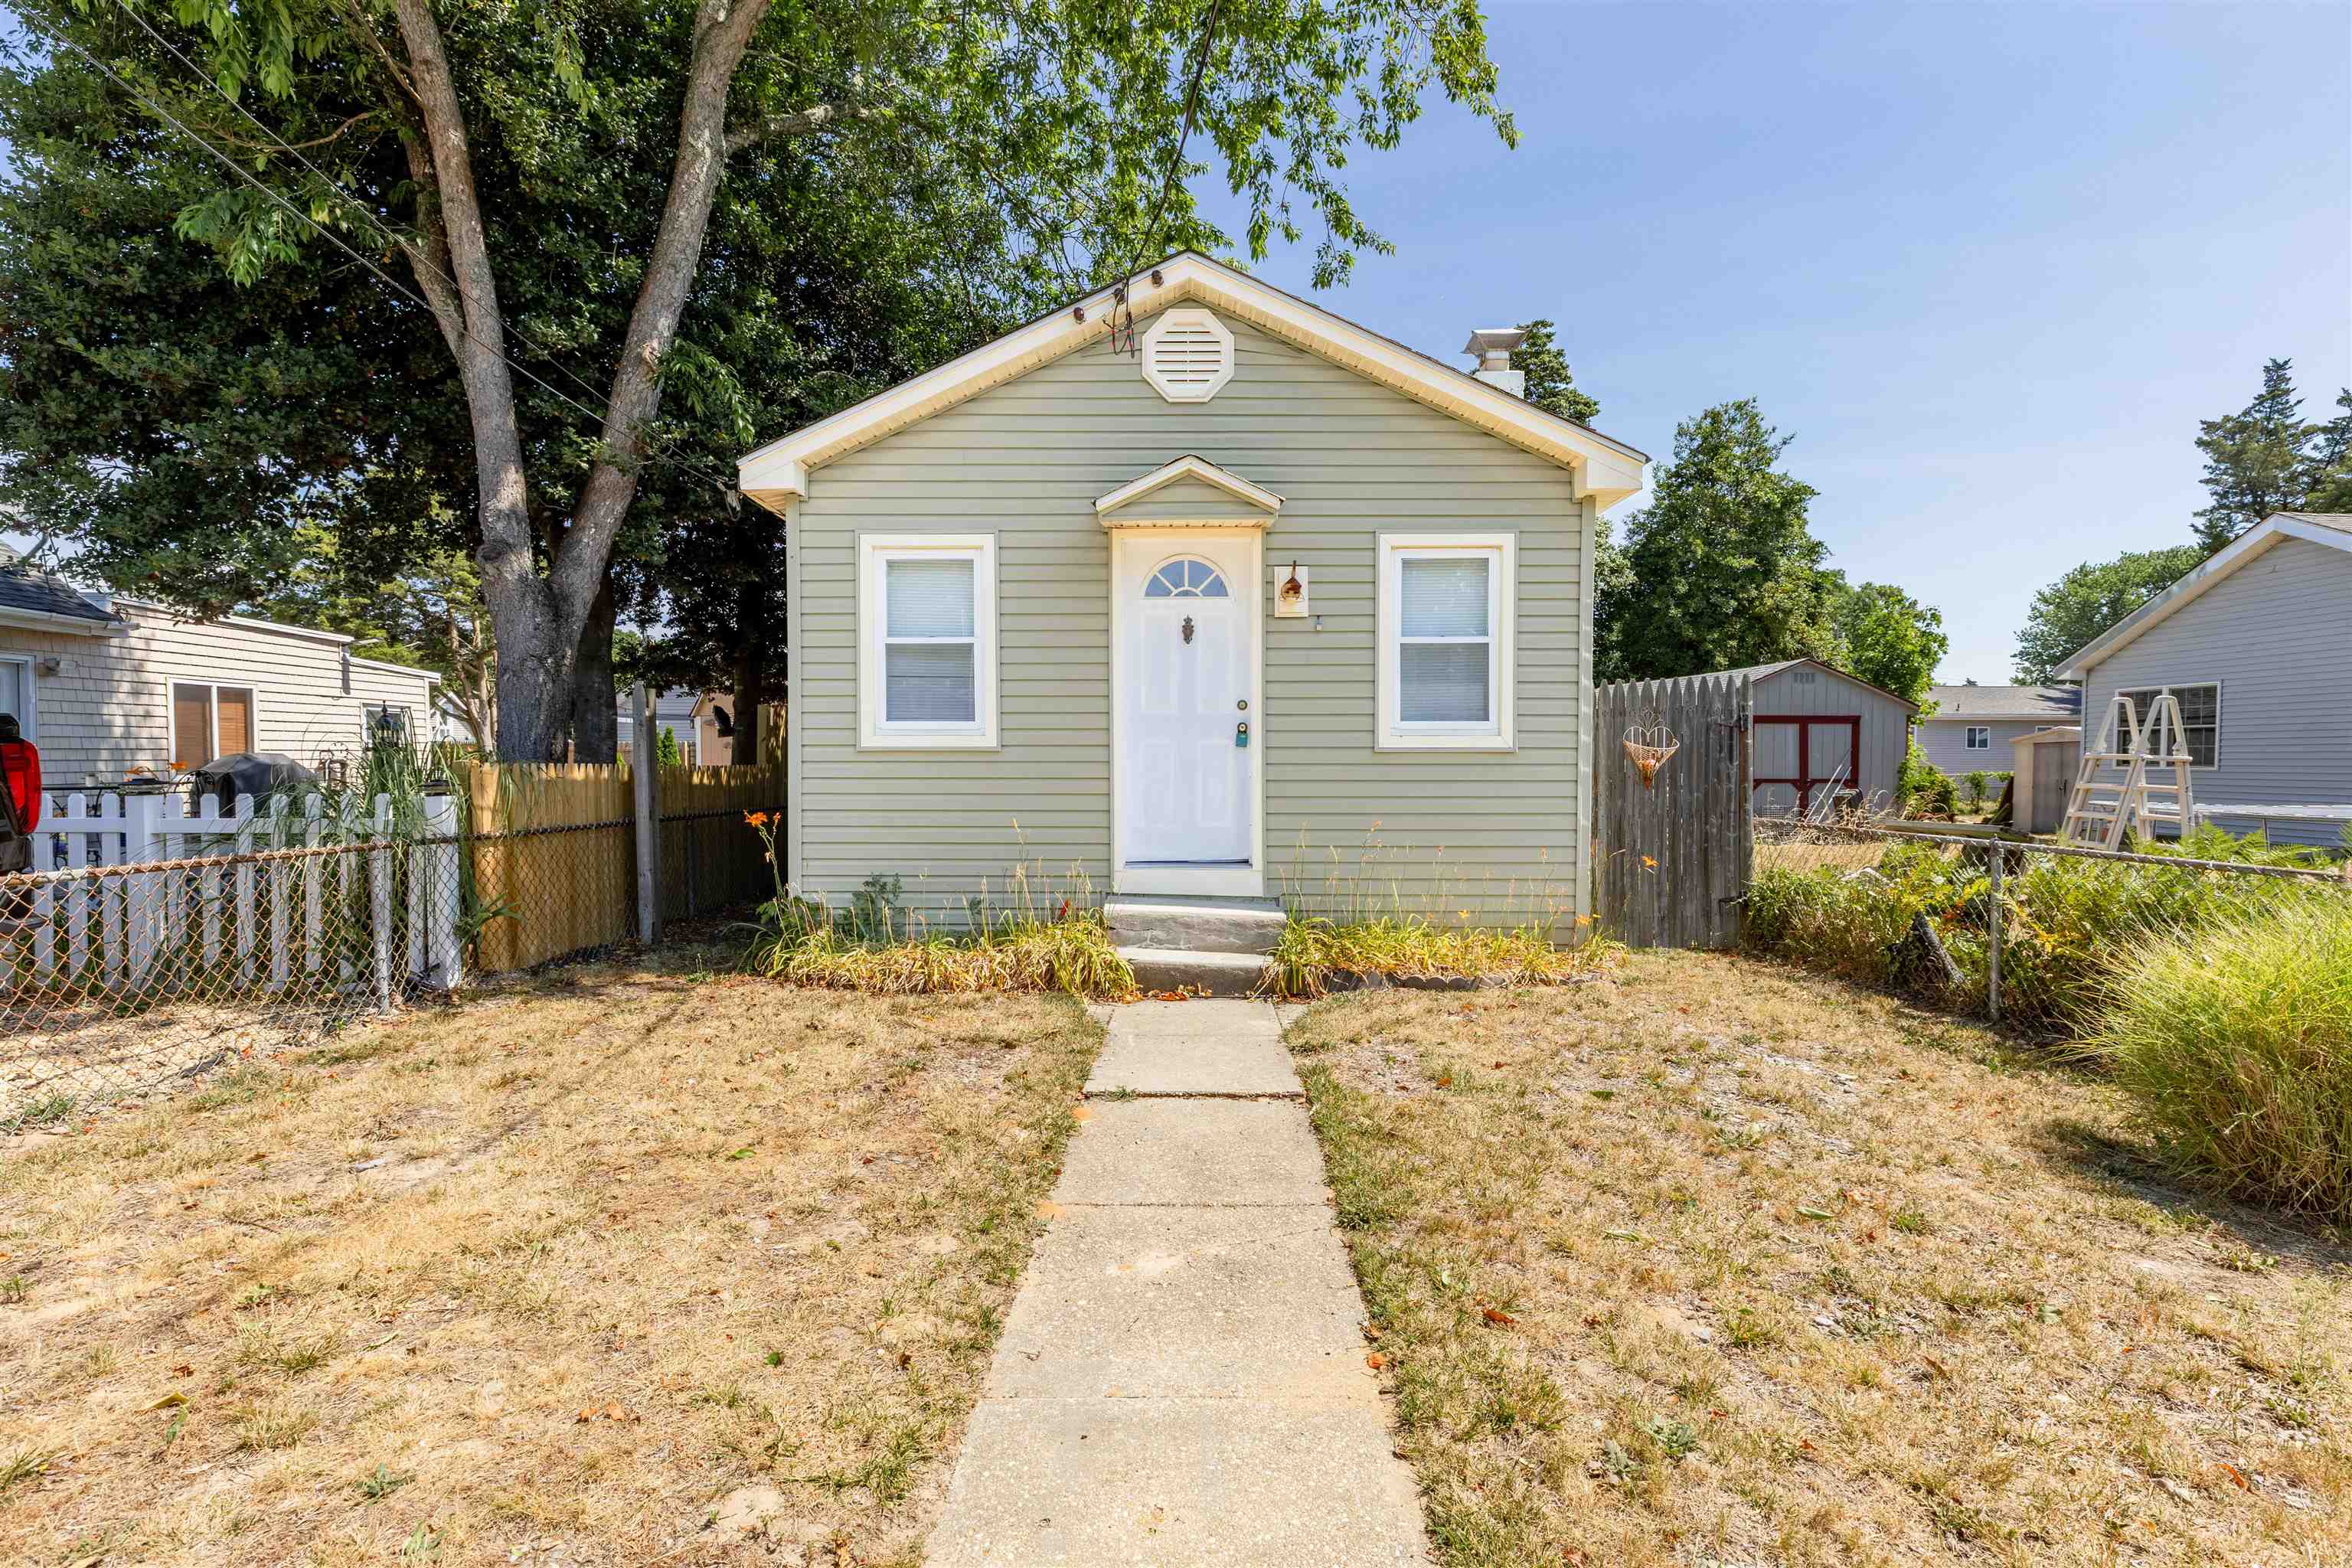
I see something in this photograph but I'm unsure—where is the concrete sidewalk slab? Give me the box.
[925,1396,1427,1568]
[924,999,1427,1568]
[985,1205,1371,1400]
[1054,1099,1328,1207]
[1084,1005,1301,1098]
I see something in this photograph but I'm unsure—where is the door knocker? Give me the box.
[1181,616,1194,645]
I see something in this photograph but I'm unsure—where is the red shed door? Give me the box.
[1753,716,1863,816]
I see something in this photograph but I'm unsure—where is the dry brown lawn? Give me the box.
[0,949,1099,1566]
[1293,949,2350,1566]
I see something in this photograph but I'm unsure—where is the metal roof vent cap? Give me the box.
[1141,307,1236,403]
[1464,328,1527,398]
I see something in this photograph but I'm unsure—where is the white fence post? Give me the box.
[29,789,55,982]
[123,791,165,982]
[420,789,461,989]
[369,792,395,1012]
[232,793,257,988]
[64,792,90,982]
[101,792,128,988]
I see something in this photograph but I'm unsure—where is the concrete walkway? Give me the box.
[923,1000,1427,1567]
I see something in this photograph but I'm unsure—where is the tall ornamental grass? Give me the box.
[2076,899,2352,1223]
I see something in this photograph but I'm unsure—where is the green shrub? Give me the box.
[1746,838,2347,1034]
[2076,899,2352,1222]
[1962,770,1989,808]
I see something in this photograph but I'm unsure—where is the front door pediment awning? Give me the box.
[1094,455,1282,530]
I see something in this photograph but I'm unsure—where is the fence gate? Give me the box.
[1595,673,1753,948]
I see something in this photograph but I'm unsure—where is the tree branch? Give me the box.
[723,98,862,156]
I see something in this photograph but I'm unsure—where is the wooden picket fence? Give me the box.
[1593,673,1754,949]
[464,760,786,975]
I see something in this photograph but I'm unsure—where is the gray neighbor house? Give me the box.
[2060,511,2352,849]
[1916,681,2082,775]
[733,252,1648,935]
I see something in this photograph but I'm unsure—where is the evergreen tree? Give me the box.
[2192,359,2352,550]
[656,726,684,767]
[1510,320,1599,423]
[1605,400,1839,679]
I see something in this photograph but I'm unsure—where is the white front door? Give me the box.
[1113,531,1260,894]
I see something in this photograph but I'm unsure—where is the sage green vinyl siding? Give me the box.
[790,311,1591,926]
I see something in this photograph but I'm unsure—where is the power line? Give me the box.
[38,12,743,501]
[1110,0,1225,354]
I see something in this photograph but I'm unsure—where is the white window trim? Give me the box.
[858,532,999,750]
[0,654,34,741]
[1375,531,1515,751]
[2115,681,2221,769]
[1964,725,1991,750]
[162,678,260,771]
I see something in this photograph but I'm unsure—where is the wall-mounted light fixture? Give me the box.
[1274,562,1308,618]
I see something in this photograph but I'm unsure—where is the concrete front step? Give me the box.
[1118,946,1271,998]
[1105,895,1287,956]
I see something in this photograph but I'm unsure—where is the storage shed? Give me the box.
[1716,658,1918,816]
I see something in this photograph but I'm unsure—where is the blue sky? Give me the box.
[1197,0,2352,683]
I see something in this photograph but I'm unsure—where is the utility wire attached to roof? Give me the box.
[1109,0,1226,357]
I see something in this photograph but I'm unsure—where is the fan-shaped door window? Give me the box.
[1143,558,1230,599]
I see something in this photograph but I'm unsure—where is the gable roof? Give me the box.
[1094,455,1283,528]
[1921,684,2081,721]
[737,251,1648,517]
[2056,512,2352,678]
[1710,656,1921,713]
[0,550,126,633]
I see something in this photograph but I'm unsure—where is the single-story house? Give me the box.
[0,548,441,787]
[2059,511,2352,849]
[733,251,1648,926]
[1917,681,2081,774]
[1712,658,1917,817]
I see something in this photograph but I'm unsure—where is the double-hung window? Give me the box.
[1964,725,1991,750]
[1377,533,1514,749]
[858,534,998,749]
[2116,683,2219,766]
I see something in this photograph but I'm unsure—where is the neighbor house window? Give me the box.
[1377,533,1515,750]
[1964,725,1991,750]
[858,534,998,749]
[171,681,255,770]
[2117,683,2219,766]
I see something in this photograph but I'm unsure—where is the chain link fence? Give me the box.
[1751,816,2352,1034]
[3,772,784,1125]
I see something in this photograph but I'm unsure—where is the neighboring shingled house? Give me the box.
[0,547,441,786]
[1917,681,2082,774]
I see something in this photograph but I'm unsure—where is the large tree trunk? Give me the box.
[388,0,775,762]
[728,564,768,763]
[570,573,619,763]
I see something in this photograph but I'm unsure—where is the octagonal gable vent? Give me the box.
[1140,307,1235,403]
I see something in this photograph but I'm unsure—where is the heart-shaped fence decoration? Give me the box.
[1622,724,1680,788]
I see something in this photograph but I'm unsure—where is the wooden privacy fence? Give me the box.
[465,760,786,974]
[1594,673,1753,949]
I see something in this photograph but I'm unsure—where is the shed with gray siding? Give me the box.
[1713,658,1917,816]
[734,253,1650,928]
[2060,511,2352,850]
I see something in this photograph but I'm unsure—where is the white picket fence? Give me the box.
[9,789,462,1008]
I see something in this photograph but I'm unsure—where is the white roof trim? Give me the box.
[1094,455,1283,527]
[2056,514,2352,678]
[738,251,1648,515]
[114,596,356,647]
[0,604,127,635]
[347,654,442,684]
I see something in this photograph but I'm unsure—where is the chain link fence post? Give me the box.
[1986,841,2002,1023]
[631,682,662,946]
